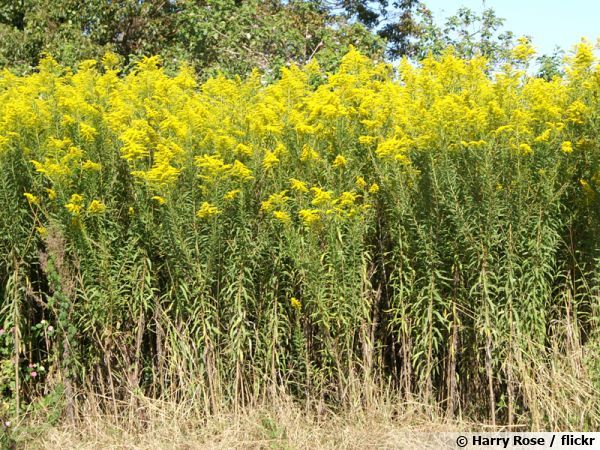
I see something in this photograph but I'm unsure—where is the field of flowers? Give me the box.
[0,39,599,431]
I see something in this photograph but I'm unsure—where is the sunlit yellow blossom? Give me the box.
[82,160,102,171]
[376,138,411,161]
[534,129,552,142]
[235,143,253,156]
[262,151,280,171]
[336,191,358,208]
[36,226,47,237]
[62,114,76,126]
[566,100,589,125]
[65,194,83,216]
[151,196,166,205]
[355,176,367,189]
[569,39,595,73]
[561,141,573,154]
[274,143,288,157]
[196,202,221,219]
[358,135,377,145]
[299,209,321,227]
[295,123,317,134]
[290,178,309,193]
[300,145,320,162]
[310,187,334,206]
[229,160,254,181]
[511,37,536,63]
[224,189,241,201]
[46,188,57,200]
[196,154,231,181]
[494,125,513,135]
[87,200,106,214]
[332,154,347,168]
[79,123,98,142]
[261,191,290,212]
[65,201,83,215]
[68,194,84,204]
[290,297,301,310]
[119,120,153,161]
[368,183,380,194]
[519,143,533,155]
[102,51,121,70]
[24,192,39,205]
[273,210,291,225]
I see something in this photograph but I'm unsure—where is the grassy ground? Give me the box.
[14,397,472,449]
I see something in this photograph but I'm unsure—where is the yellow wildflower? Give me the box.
[376,138,411,162]
[46,188,57,200]
[87,200,106,214]
[274,143,288,157]
[300,145,320,162]
[336,191,358,208]
[69,193,84,204]
[519,143,533,155]
[151,196,166,205]
[332,154,347,168]
[290,178,309,193]
[262,151,280,171]
[235,143,253,156]
[295,123,317,135]
[196,202,221,219]
[229,160,254,181]
[224,189,241,201]
[273,210,291,225]
[310,187,333,206]
[65,202,83,215]
[561,141,573,154]
[24,192,39,205]
[358,135,377,145]
[369,183,380,194]
[82,160,102,171]
[299,209,321,227]
[102,51,121,69]
[62,114,76,126]
[290,297,302,310]
[79,123,98,142]
[511,36,536,63]
[261,191,290,212]
[355,176,367,189]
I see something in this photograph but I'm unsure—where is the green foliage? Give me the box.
[536,48,565,80]
[0,28,598,432]
[0,0,386,76]
[412,6,516,64]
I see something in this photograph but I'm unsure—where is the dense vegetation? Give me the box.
[0,37,599,439]
[0,0,530,77]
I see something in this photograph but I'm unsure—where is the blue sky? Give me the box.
[424,0,599,56]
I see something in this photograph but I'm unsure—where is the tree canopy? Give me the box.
[0,0,551,76]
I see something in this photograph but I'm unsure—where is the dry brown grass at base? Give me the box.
[16,394,476,450]
[13,338,600,449]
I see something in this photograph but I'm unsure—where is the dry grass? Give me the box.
[13,395,475,449]
[8,337,600,449]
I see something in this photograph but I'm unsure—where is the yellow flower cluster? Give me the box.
[1,40,598,234]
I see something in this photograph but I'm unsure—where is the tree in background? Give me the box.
[324,0,425,58]
[410,6,516,64]
[0,0,559,78]
[0,0,182,69]
[176,0,386,77]
[0,0,386,75]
